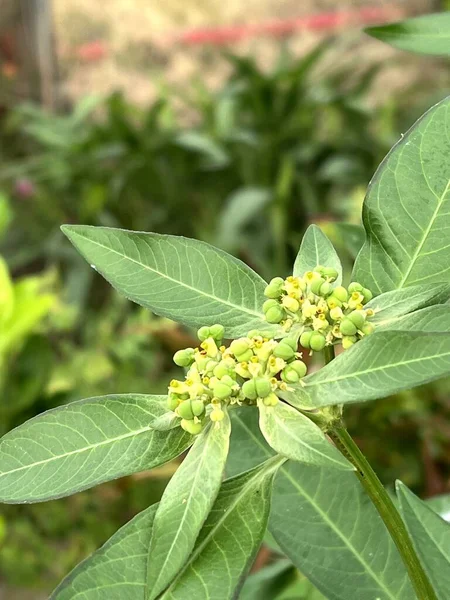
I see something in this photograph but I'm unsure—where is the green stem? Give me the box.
[328,427,437,600]
[322,345,436,599]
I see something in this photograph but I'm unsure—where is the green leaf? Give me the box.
[257,400,353,470]
[353,97,450,294]
[376,304,450,333]
[239,560,295,600]
[0,256,14,327]
[397,481,450,600]
[333,222,366,259]
[293,225,342,285]
[367,283,450,327]
[62,225,273,337]
[427,493,450,522]
[51,503,158,599]
[226,409,413,600]
[281,331,450,409]
[0,394,192,503]
[159,456,285,600]
[366,13,450,56]
[147,414,231,600]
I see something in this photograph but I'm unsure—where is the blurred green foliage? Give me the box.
[0,45,448,593]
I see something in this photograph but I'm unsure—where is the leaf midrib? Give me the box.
[398,177,450,288]
[0,424,154,478]
[304,346,450,388]
[234,416,401,600]
[68,229,265,320]
[160,454,284,597]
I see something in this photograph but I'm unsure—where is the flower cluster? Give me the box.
[263,267,375,350]
[168,325,307,434]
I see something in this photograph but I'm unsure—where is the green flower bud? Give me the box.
[322,267,338,281]
[236,349,255,363]
[273,341,296,361]
[348,282,363,294]
[283,337,298,350]
[247,329,261,339]
[263,392,279,406]
[230,338,250,356]
[361,322,375,335]
[205,359,219,374]
[332,286,349,303]
[282,360,307,382]
[213,381,233,400]
[361,288,373,303]
[242,379,258,400]
[319,282,333,296]
[173,348,195,367]
[329,306,343,321]
[213,361,231,379]
[290,359,308,378]
[265,305,285,324]
[311,277,326,295]
[300,330,313,348]
[327,295,342,309]
[282,296,300,313]
[263,299,279,313]
[348,310,366,329]
[342,335,357,350]
[197,326,210,341]
[209,324,225,341]
[177,400,195,420]
[340,318,358,336]
[255,377,272,398]
[167,394,180,411]
[191,399,205,417]
[309,332,326,352]
[181,419,203,435]
[264,277,285,299]
[314,265,325,274]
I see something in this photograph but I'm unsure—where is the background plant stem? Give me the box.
[323,346,437,600]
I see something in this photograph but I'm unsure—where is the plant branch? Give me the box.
[328,426,437,600]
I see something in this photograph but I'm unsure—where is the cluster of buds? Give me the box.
[168,325,307,434]
[263,267,375,350]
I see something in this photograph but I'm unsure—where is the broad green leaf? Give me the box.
[51,503,158,599]
[62,225,273,337]
[226,409,413,600]
[333,222,366,259]
[239,560,296,600]
[366,13,450,56]
[293,225,342,285]
[257,400,353,470]
[397,481,450,600]
[427,494,450,522]
[281,331,450,409]
[0,394,192,503]
[159,455,285,600]
[149,411,180,431]
[367,283,450,327]
[147,414,231,600]
[353,97,450,294]
[376,304,450,333]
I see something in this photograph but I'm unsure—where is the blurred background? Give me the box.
[0,1,449,598]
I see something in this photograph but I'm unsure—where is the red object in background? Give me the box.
[75,41,108,62]
[177,7,402,46]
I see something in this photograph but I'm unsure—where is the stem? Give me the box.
[322,345,436,599]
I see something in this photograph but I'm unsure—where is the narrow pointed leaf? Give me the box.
[367,283,450,327]
[62,225,274,337]
[366,13,450,56]
[377,304,450,333]
[427,494,450,522]
[147,414,231,600]
[282,331,450,409]
[226,409,413,600]
[159,455,285,600]
[353,97,450,293]
[0,395,192,503]
[293,224,342,285]
[397,481,450,600]
[257,400,353,470]
[51,503,158,599]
